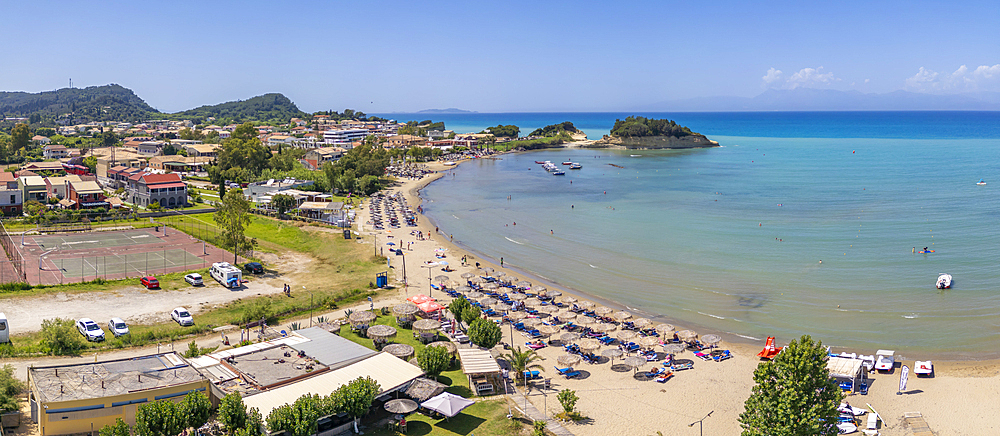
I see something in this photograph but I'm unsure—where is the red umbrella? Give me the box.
[418,301,445,313]
[407,294,434,304]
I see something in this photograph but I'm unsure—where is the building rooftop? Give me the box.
[221,344,328,390]
[29,352,204,403]
[291,327,377,369]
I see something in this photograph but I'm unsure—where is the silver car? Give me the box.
[108,317,130,337]
[76,318,105,342]
[171,307,194,326]
[184,273,204,286]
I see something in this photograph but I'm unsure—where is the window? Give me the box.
[8,195,12,204]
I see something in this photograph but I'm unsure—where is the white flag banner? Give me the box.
[899,365,909,393]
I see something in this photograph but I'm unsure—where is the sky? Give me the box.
[1,0,998,113]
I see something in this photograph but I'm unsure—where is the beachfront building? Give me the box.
[385,134,427,148]
[244,178,316,203]
[0,172,23,215]
[126,173,187,208]
[323,128,368,146]
[26,352,209,436]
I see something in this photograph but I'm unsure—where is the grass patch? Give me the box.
[0,268,208,299]
[366,399,523,436]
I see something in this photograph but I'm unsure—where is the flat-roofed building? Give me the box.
[0,172,22,215]
[323,128,368,146]
[19,175,47,203]
[27,352,209,436]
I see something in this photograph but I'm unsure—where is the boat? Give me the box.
[535,161,546,164]
[562,161,573,165]
[569,163,582,169]
[936,273,952,289]
[977,178,986,185]
[552,170,566,176]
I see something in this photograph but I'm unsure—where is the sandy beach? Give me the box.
[356,153,1000,436]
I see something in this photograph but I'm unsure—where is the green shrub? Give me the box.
[0,364,25,413]
[40,318,84,355]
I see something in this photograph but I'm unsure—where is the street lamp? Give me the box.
[394,249,407,291]
[688,411,713,436]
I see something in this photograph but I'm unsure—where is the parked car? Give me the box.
[108,317,130,337]
[76,318,106,342]
[141,276,160,289]
[244,262,264,274]
[184,273,204,286]
[171,307,194,326]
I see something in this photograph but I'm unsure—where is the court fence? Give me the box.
[0,220,27,283]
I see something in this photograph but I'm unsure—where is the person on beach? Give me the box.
[500,257,504,267]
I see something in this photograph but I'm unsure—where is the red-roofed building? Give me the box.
[126,173,187,208]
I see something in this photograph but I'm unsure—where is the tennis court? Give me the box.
[51,248,208,278]
[26,228,169,251]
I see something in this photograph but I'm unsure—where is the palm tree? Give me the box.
[503,346,545,385]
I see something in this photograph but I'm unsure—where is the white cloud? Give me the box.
[905,64,1000,92]
[761,66,840,89]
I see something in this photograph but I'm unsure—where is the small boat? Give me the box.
[562,161,573,165]
[552,171,566,176]
[936,273,952,289]
[977,178,986,185]
[569,163,582,169]
[535,161,546,164]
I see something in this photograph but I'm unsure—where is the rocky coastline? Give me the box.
[587,133,720,149]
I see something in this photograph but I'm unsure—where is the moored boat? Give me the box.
[535,160,546,164]
[977,178,986,185]
[936,273,952,289]
[569,163,582,169]
[552,170,566,175]
[562,161,573,165]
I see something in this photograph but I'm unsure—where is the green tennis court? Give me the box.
[51,248,206,278]
[30,229,166,250]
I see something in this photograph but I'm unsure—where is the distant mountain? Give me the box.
[644,88,1000,111]
[0,84,158,122]
[416,108,477,114]
[172,93,307,122]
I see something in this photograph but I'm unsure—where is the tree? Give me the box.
[99,418,131,436]
[265,394,321,436]
[0,364,25,413]
[739,335,842,436]
[135,399,183,436]
[218,393,248,436]
[11,124,30,152]
[180,390,213,430]
[148,201,162,211]
[162,143,177,155]
[468,318,502,349]
[461,305,482,327]
[484,124,520,138]
[339,376,380,434]
[416,343,450,380]
[271,193,297,217]
[235,407,264,436]
[83,156,97,173]
[557,389,579,415]
[214,188,252,265]
[503,347,544,385]
[448,297,471,325]
[103,131,119,147]
[39,318,84,355]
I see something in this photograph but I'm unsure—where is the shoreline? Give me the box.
[401,150,999,369]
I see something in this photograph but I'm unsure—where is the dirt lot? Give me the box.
[0,251,313,333]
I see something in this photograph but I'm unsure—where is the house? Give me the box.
[323,128,369,145]
[148,155,212,173]
[43,144,71,159]
[96,151,146,183]
[32,135,51,145]
[18,176,47,203]
[183,143,221,158]
[27,352,209,436]
[0,172,22,215]
[244,178,316,203]
[132,141,165,156]
[45,174,82,200]
[385,134,427,148]
[106,166,145,189]
[304,147,345,169]
[290,118,307,126]
[127,173,187,208]
[68,179,108,209]
[266,135,294,146]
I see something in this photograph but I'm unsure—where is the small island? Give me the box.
[590,116,719,149]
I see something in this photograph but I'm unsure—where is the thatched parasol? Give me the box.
[479,297,498,306]
[483,282,499,290]
[535,305,557,314]
[428,340,458,356]
[383,343,415,360]
[616,330,637,342]
[483,267,494,274]
[393,303,419,317]
[560,296,578,304]
[557,354,582,366]
[509,293,528,301]
[676,330,698,342]
[559,332,581,343]
[537,325,561,337]
[593,323,617,333]
[576,338,602,351]
[545,290,562,297]
[471,277,486,284]
[456,285,472,293]
[348,310,376,326]
[632,318,652,329]
[612,311,633,322]
[662,343,686,355]
[494,271,506,278]
[466,291,484,299]
[533,286,547,293]
[404,378,448,403]
[521,318,543,328]
[517,280,532,288]
[494,303,512,312]
[367,324,397,339]
[594,306,613,316]
[623,356,646,371]
[507,311,527,321]
[638,336,660,348]
[702,334,722,346]
[555,310,577,321]
[602,348,624,364]
[434,275,450,283]
[384,399,419,414]
[412,319,441,333]
[575,316,596,326]
[461,272,475,279]
[578,301,595,310]
[654,324,676,336]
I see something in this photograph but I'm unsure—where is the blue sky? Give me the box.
[1,0,998,112]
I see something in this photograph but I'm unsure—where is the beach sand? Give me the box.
[360,158,1000,436]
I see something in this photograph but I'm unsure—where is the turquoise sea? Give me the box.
[389,112,1000,358]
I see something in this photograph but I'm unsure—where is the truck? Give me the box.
[210,262,243,289]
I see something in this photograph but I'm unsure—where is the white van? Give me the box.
[0,312,8,343]
[210,262,243,289]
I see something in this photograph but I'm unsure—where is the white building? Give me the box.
[323,128,369,146]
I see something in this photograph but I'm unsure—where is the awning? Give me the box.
[81,202,110,208]
[457,348,500,375]
[827,356,864,379]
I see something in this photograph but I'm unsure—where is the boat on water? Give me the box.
[561,161,573,165]
[936,273,952,289]
[543,163,558,172]
[977,178,986,185]
[552,170,566,176]
[535,160,546,164]
[569,163,582,169]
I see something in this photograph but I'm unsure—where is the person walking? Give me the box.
[500,257,504,267]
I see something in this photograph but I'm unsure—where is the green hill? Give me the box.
[0,84,157,123]
[171,93,307,123]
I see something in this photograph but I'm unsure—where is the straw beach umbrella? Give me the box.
[623,356,646,372]
[483,267,494,274]
[575,316,596,326]
[483,282,499,290]
[384,399,419,414]
[702,334,723,347]
[524,298,545,307]
[613,311,633,322]
[632,318,652,329]
[412,319,441,334]
[578,301,595,310]
[507,311,527,321]
[517,280,532,288]
[509,293,528,301]
[434,275,450,283]
[662,343,686,356]
[593,323,617,334]
[560,296,578,304]
[533,286,547,293]
[466,291,484,299]
[577,338,602,352]
[602,348,624,365]
[495,271,506,278]
[521,318,543,328]
[638,336,660,348]
[535,305,557,314]
[545,290,562,297]
[383,343,415,360]
[555,310,577,321]
[428,341,458,356]
[367,324,397,339]
[615,330,637,342]
[594,307,613,316]
[654,324,675,336]
[393,303,419,317]
[676,330,698,342]
[494,303,512,312]
[559,332,581,343]
[456,285,472,293]
[537,325,561,337]
[461,272,475,279]
[558,354,582,366]
[479,297,498,306]
[349,310,376,327]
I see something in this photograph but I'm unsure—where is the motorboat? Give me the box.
[561,161,573,165]
[977,178,986,185]
[552,170,566,176]
[569,163,582,169]
[936,273,952,289]
[543,163,558,172]
[535,160,546,164]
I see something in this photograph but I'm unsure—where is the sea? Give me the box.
[380,111,1000,359]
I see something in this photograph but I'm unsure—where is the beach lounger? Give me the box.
[527,342,546,350]
[562,370,581,379]
[598,336,615,345]
[523,370,541,380]
[655,371,674,383]
[672,362,694,371]
[757,336,783,360]
[711,350,732,362]
[695,351,712,361]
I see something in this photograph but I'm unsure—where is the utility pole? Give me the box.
[688,411,713,436]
